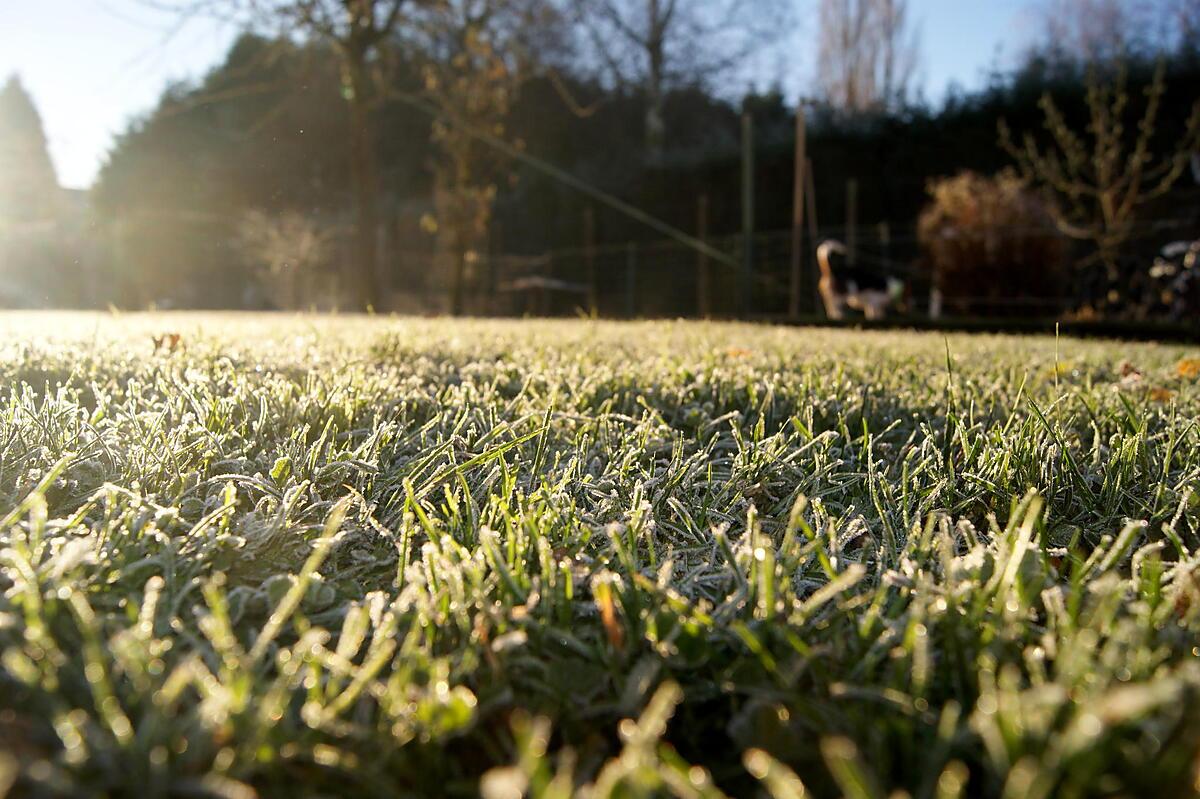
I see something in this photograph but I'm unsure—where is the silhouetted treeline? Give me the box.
[0,76,93,307]
[91,34,1200,309]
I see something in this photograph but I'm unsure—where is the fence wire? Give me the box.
[366,217,1195,319]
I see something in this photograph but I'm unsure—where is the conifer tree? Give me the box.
[0,75,60,223]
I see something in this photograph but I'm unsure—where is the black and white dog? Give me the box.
[816,240,904,320]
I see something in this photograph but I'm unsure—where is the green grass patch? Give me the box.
[0,313,1198,797]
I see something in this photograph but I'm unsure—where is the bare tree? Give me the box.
[817,0,875,113]
[150,0,419,310]
[574,0,790,160]
[403,0,560,314]
[1029,0,1145,63]
[1024,0,1200,64]
[1166,0,1200,52]
[1000,62,1200,282]
[816,0,920,113]
[875,0,919,109]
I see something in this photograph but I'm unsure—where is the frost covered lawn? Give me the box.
[1,313,1199,797]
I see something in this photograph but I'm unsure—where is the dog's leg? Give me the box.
[819,278,845,320]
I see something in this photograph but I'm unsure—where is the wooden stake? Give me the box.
[805,158,819,236]
[846,178,858,266]
[878,221,891,275]
[805,158,819,311]
[741,111,755,316]
[584,207,597,315]
[486,220,501,313]
[697,194,710,317]
[789,107,807,319]
[625,242,637,318]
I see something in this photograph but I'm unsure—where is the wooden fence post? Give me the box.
[878,221,891,280]
[486,220,501,314]
[584,207,597,316]
[625,242,637,318]
[805,158,820,236]
[697,194,710,317]
[846,178,858,266]
[789,107,807,319]
[741,111,755,316]
[542,252,553,316]
[805,158,820,311]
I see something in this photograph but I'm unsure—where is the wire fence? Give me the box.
[370,216,1199,319]
[62,205,1198,318]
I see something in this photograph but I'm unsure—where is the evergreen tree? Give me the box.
[0,75,60,223]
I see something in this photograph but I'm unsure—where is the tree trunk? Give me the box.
[346,57,381,311]
[450,243,467,316]
[645,0,666,161]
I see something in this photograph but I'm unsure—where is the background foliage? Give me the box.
[78,29,1200,311]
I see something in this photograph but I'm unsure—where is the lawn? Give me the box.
[1,313,1199,798]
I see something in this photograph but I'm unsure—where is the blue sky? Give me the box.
[847,0,1036,99]
[1,0,1037,189]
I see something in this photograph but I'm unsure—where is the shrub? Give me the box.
[918,169,1066,316]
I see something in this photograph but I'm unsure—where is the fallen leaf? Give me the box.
[1177,359,1200,380]
[593,577,625,652]
[152,333,183,354]
[1119,361,1142,378]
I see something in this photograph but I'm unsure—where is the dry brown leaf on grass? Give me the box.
[152,333,183,354]
[1177,359,1200,380]
[1116,361,1143,389]
[593,574,625,652]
